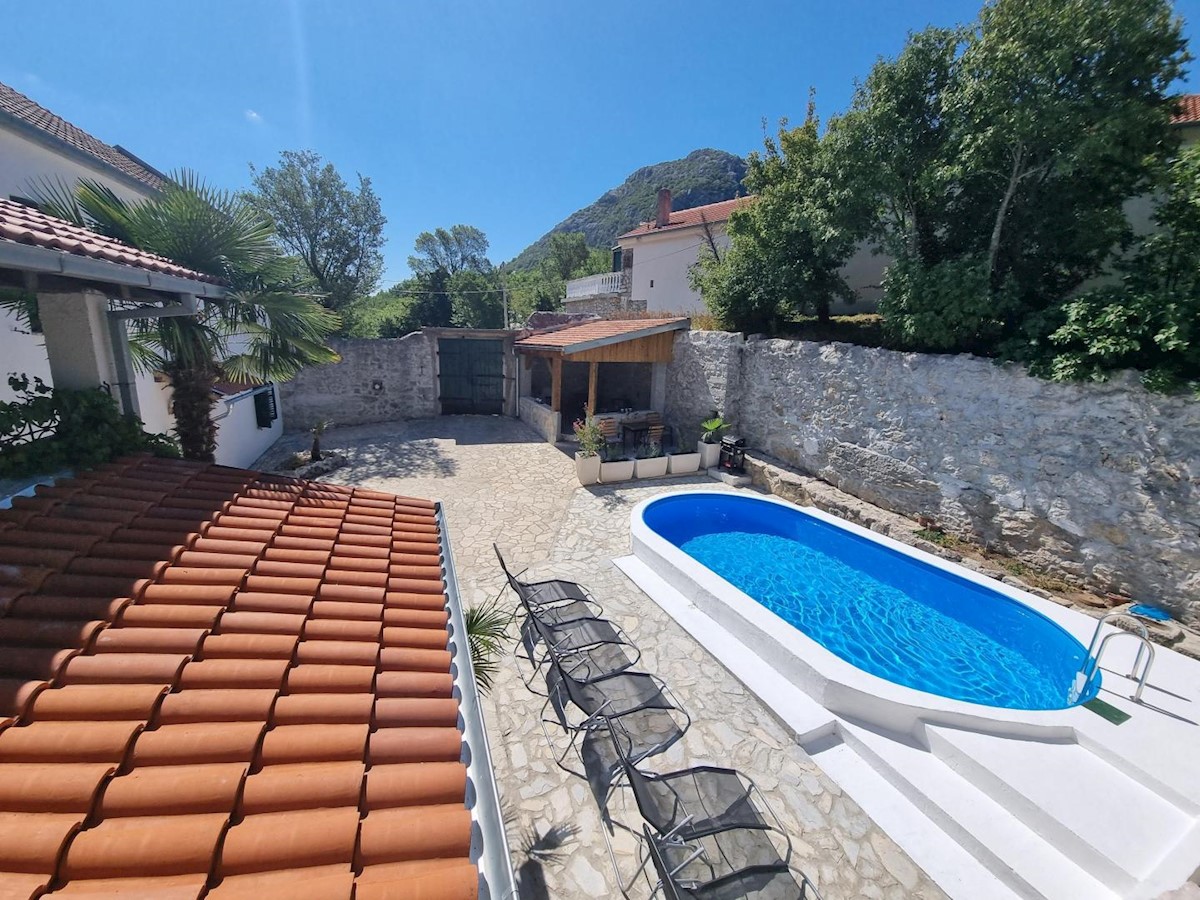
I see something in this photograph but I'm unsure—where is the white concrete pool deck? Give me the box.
[620,492,1200,900]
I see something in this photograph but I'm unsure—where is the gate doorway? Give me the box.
[438,338,504,415]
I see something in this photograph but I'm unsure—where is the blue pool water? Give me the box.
[644,494,1096,710]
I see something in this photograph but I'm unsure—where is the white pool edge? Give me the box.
[625,490,1200,899]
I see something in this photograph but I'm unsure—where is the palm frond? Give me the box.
[464,597,511,695]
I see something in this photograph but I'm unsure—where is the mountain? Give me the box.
[507,148,748,270]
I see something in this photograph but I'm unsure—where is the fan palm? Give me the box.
[35,173,339,460]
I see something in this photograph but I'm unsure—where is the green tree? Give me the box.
[1009,143,1200,391]
[37,174,339,460]
[449,269,505,328]
[248,150,386,311]
[832,0,1188,352]
[693,102,860,333]
[409,225,491,276]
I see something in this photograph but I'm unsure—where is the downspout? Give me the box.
[105,293,199,418]
[437,503,517,900]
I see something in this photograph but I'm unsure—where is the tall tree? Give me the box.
[408,225,491,276]
[830,0,1188,352]
[37,174,339,460]
[248,150,386,311]
[693,100,861,333]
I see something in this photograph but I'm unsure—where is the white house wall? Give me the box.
[0,129,155,206]
[625,229,730,314]
[0,309,54,402]
[213,391,282,468]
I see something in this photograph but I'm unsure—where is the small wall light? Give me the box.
[371,380,384,392]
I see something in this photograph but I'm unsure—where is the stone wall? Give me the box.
[519,396,560,443]
[278,332,437,429]
[665,331,1200,620]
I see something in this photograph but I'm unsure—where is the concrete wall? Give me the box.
[519,397,559,443]
[665,331,1200,620]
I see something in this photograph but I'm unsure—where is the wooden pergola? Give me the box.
[514,318,689,416]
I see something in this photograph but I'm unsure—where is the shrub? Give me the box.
[0,375,180,478]
[572,416,604,458]
[879,254,1018,353]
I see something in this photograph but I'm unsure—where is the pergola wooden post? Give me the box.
[550,356,562,412]
[586,361,598,417]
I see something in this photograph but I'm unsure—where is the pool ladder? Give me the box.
[1073,611,1156,704]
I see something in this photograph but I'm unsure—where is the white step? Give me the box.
[804,732,1024,900]
[926,724,1194,896]
[836,722,1119,900]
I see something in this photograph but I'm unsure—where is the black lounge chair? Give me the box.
[599,717,792,893]
[644,825,821,900]
[494,544,599,612]
[541,657,689,770]
[517,613,641,689]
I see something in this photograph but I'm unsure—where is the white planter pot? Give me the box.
[575,453,601,486]
[667,452,701,474]
[697,441,721,468]
[600,459,635,483]
[635,456,669,479]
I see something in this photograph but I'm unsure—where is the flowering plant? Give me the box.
[573,416,604,458]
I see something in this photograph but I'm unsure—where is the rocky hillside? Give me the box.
[507,148,747,270]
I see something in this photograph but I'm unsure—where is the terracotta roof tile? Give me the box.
[618,195,755,238]
[0,82,165,189]
[0,456,480,898]
[1173,94,1200,125]
[515,316,689,352]
[0,197,223,285]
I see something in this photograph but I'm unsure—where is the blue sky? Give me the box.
[4,1,1198,286]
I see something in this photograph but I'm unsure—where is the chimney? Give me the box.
[655,188,672,228]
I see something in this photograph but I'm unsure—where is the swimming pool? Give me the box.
[639,492,1096,711]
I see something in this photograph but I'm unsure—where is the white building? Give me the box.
[563,189,883,318]
[0,81,281,466]
[564,97,1200,323]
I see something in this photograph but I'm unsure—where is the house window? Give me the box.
[649,280,654,288]
[253,385,277,428]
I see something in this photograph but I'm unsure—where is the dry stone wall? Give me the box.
[278,333,438,430]
[665,331,1200,620]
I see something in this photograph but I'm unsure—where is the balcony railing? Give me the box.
[565,271,628,299]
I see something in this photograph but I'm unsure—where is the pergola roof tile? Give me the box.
[515,317,689,354]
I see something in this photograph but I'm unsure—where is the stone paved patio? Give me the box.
[257,416,948,900]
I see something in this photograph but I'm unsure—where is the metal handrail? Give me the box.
[1077,611,1157,704]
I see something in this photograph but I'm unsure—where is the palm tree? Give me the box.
[35,173,339,460]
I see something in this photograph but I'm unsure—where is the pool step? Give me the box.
[925,724,1197,896]
[833,721,1119,900]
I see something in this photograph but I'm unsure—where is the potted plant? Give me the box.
[599,443,635,483]
[572,416,603,486]
[667,428,701,474]
[698,416,729,468]
[634,438,668,478]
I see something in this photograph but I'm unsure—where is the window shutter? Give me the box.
[253,386,277,428]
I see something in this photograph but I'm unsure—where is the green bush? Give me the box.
[0,375,180,478]
[880,254,1018,353]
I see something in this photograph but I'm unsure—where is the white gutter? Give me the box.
[437,503,517,900]
[0,240,226,297]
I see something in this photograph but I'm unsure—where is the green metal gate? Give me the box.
[437,338,504,415]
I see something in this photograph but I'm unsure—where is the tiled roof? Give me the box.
[617,196,754,239]
[0,82,165,191]
[514,317,689,352]
[0,198,224,285]
[0,456,477,899]
[1172,94,1200,125]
